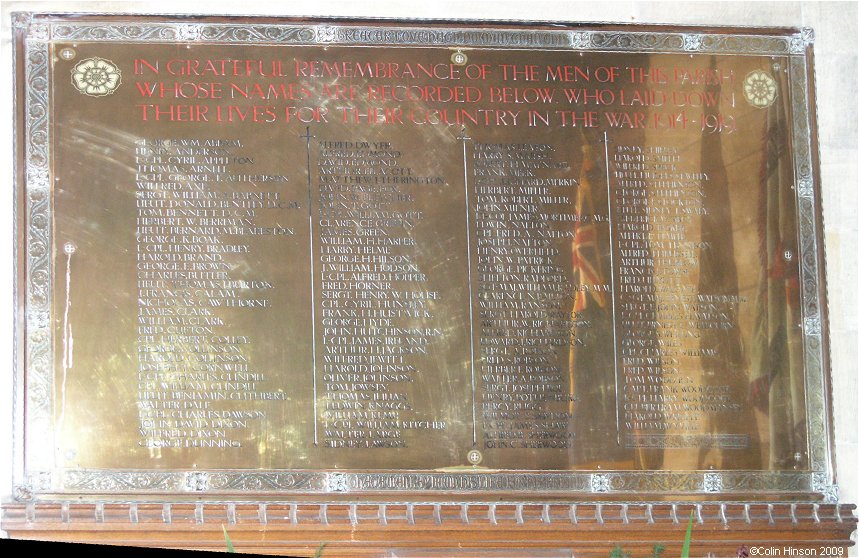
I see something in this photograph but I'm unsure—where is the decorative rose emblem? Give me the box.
[316,25,337,43]
[176,24,202,41]
[703,472,723,493]
[71,57,121,97]
[326,472,349,492]
[184,471,210,491]
[590,473,610,493]
[570,32,591,49]
[743,70,777,108]
[683,34,703,51]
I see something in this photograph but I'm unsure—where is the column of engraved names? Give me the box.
[612,144,743,443]
[317,139,446,449]
[135,138,289,449]
[473,142,578,450]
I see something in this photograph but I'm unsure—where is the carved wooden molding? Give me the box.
[4,502,856,556]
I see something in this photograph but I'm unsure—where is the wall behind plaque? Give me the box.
[0,0,855,543]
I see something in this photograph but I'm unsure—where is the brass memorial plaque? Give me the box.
[12,15,837,501]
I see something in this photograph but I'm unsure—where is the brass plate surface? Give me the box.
[12,15,834,500]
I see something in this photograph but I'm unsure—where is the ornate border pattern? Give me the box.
[59,469,814,496]
[22,16,54,475]
[15,14,834,501]
[45,21,806,54]
[813,472,839,505]
[788,55,831,477]
[63,470,180,492]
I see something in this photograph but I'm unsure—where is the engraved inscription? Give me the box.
[610,141,747,448]
[39,32,813,477]
[472,141,579,450]
[134,138,290,449]
[315,139,449,449]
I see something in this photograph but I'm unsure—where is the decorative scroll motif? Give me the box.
[184,472,210,492]
[33,17,800,55]
[45,469,818,496]
[609,473,700,493]
[208,472,318,491]
[798,198,822,323]
[23,20,54,473]
[721,472,811,492]
[197,25,315,44]
[607,473,807,494]
[49,22,571,48]
[790,68,814,182]
[51,23,314,44]
[700,35,792,55]
[805,336,829,470]
[788,54,830,475]
[64,470,181,492]
[52,24,183,41]
[589,32,686,51]
[703,473,724,493]
[58,471,780,493]
[588,32,795,55]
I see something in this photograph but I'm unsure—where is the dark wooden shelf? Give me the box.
[4,501,856,556]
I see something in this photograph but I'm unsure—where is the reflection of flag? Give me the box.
[567,133,616,466]
[571,141,607,313]
[696,57,760,468]
[567,133,659,467]
[749,72,805,468]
